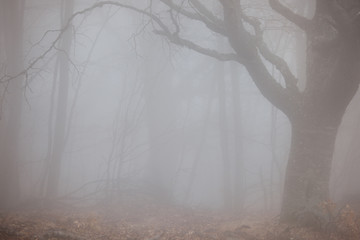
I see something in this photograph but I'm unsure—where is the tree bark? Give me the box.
[281,117,339,224]
[271,0,360,224]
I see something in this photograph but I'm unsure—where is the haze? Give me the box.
[0,0,360,239]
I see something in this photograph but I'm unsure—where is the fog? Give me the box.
[1,0,360,237]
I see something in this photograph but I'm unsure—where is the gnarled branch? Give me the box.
[242,15,299,93]
[154,30,239,62]
[160,0,225,35]
[269,0,312,32]
[221,0,300,115]
[189,0,222,25]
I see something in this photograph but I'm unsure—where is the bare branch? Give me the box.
[220,0,299,115]
[188,0,222,25]
[2,0,302,117]
[160,0,225,35]
[242,15,299,93]
[0,1,171,84]
[269,0,312,32]
[168,9,180,36]
[257,41,298,91]
[154,30,239,62]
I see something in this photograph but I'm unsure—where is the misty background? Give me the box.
[1,0,359,214]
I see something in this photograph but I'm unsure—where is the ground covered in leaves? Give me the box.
[0,197,359,240]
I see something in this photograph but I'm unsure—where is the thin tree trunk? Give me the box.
[184,89,213,204]
[141,35,178,202]
[45,0,74,199]
[269,106,281,211]
[215,35,232,209]
[0,0,25,209]
[230,63,245,212]
[217,63,232,209]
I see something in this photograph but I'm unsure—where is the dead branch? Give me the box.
[242,15,299,93]
[0,1,170,85]
[160,0,225,35]
[154,29,239,62]
[268,0,312,32]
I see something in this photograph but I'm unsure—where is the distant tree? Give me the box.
[230,63,245,212]
[215,39,232,209]
[44,0,74,199]
[140,35,180,202]
[0,0,25,209]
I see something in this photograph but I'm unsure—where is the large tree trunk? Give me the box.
[281,117,339,224]
[279,0,360,223]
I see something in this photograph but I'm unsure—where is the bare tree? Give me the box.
[230,63,245,212]
[0,0,25,209]
[140,33,180,202]
[215,40,232,209]
[105,0,360,224]
[44,0,74,199]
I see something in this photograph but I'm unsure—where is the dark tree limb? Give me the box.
[242,15,299,93]
[257,40,299,93]
[188,0,222,25]
[268,0,312,32]
[220,0,299,115]
[154,30,239,62]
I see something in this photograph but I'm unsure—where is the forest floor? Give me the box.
[0,196,359,240]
